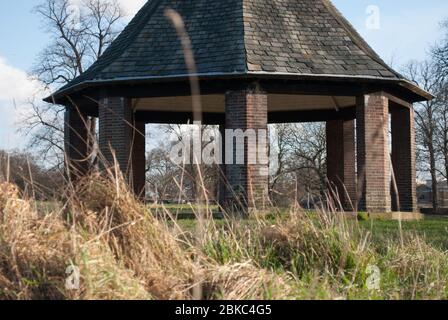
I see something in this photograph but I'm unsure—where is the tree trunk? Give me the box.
[444,147,448,189]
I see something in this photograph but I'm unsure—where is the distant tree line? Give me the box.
[0,150,64,200]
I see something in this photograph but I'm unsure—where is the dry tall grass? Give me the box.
[1,171,448,300]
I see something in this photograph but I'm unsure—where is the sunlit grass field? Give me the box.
[2,175,448,300]
[38,200,448,250]
[174,213,448,249]
[359,217,448,250]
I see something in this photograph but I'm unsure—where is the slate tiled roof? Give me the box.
[51,0,415,98]
[243,0,398,78]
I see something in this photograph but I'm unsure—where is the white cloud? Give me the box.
[0,57,46,150]
[69,0,146,17]
[0,58,42,104]
[119,0,146,16]
[0,0,146,150]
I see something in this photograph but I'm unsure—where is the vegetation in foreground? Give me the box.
[1,173,448,300]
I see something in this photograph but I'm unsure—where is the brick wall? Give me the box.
[356,93,391,212]
[224,86,269,212]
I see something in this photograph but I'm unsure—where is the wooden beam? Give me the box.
[268,106,356,123]
[135,111,225,125]
[136,107,356,125]
[383,92,413,109]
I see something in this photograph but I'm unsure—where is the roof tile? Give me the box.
[55,0,403,96]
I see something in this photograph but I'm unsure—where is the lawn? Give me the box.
[174,213,448,250]
[359,216,448,250]
[3,177,448,300]
[37,200,448,250]
[148,203,220,218]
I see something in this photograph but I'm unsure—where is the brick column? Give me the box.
[391,104,417,212]
[326,119,357,211]
[132,121,146,199]
[356,93,391,212]
[99,97,146,197]
[64,106,89,180]
[217,123,228,209]
[225,86,269,213]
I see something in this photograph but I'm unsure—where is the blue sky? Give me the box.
[0,0,447,150]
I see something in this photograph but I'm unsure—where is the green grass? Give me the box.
[359,217,448,250]
[175,214,448,250]
[36,200,448,250]
[5,183,448,299]
[148,203,220,217]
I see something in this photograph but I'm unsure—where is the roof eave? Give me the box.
[397,80,434,101]
[44,71,433,104]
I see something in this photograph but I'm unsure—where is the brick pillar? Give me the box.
[99,97,132,171]
[217,123,227,209]
[132,121,146,199]
[326,119,357,211]
[99,97,146,197]
[225,86,269,213]
[64,106,89,180]
[391,104,417,212]
[356,93,391,212]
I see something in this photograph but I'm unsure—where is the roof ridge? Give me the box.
[321,0,402,79]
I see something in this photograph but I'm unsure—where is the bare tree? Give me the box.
[434,19,448,76]
[22,0,124,168]
[146,144,181,203]
[159,124,219,203]
[403,60,444,212]
[269,123,327,207]
[269,124,289,193]
[34,0,123,86]
[285,123,327,197]
[433,80,448,184]
[433,20,448,186]
[0,149,64,199]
